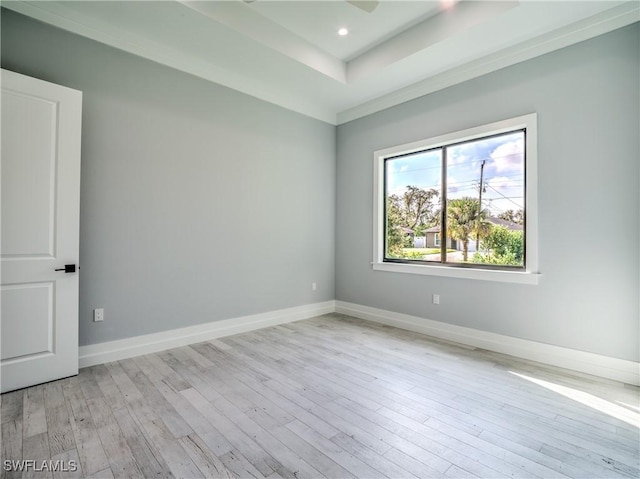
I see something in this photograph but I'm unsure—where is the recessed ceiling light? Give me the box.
[441,0,458,10]
[338,28,349,36]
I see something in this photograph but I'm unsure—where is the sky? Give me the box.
[386,130,524,218]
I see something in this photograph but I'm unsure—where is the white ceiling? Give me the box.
[5,1,639,125]
[247,1,443,60]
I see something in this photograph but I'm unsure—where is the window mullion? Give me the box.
[441,147,447,264]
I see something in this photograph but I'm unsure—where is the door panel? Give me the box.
[1,91,57,257]
[1,69,82,393]
[1,283,53,360]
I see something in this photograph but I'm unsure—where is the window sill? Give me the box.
[372,262,541,284]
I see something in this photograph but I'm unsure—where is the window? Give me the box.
[373,114,539,284]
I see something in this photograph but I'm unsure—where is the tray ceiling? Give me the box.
[4,1,639,124]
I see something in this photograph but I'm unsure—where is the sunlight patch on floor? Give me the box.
[510,371,640,428]
[616,400,640,413]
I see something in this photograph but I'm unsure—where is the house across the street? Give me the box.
[422,216,522,252]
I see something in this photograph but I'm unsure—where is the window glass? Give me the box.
[383,130,525,270]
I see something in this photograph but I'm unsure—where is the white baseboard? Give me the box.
[335,301,640,386]
[79,298,639,386]
[79,301,335,368]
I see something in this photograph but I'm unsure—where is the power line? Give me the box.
[485,184,523,208]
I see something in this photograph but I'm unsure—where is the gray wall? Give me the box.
[336,24,640,362]
[1,10,336,346]
[3,9,638,362]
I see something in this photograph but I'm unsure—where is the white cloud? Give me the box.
[490,138,524,173]
[484,176,524,213]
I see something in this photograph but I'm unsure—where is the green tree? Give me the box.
[385,197,405,257]
[498,209,524,225]
[474,225,524,266]
[472,213,492,253]
[386,186,440,257]
[447,197,490,262]
[395,186,439,234]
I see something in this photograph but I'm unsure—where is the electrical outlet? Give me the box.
[433,294,440,305]
[311,282,317,291]
[93,308,104,322]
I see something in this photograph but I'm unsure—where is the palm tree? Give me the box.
[472,212,492,253]
[447,197,490,261]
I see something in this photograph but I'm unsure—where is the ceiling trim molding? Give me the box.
[347,0,518,84]
[178,0,346,84]
[3,0,338,124]
[337,2,640,124]
[4,1,638,127]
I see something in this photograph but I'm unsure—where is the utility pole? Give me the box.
[476,160,486,252]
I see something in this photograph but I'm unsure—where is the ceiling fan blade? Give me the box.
[346,1,379,14]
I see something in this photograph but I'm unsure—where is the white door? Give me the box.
[1,69,82,393]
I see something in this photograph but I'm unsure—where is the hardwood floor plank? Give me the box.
[240,368,390,459]
[304,318,640,476]
[23,385,47,438]
[118,359,193,438]
[430,388,639,478]
[111,405,174,478]
[84,468,114,479]
[180,388,280,477]
[191,352,294,430]
[218,449,265,479]
[246,337,385,413]
[141,354,191,392]
[1,419,23,479]
[382,446,448,478]
[90,365,127,411]
[159,353,221,401]
[147,371,219,438]
[22,432,52,479]
[182,345,216,369]
[1,390,23,425]
[51,449,83,478]
[104,362,156,425]
[170,387,234,456]
[43,381,76,456]
[208,392,322,479]
[140,418,203,479]
[477,429,597,478]
[63,380,110,476]
[209,338,233,351]
[85,398,144,479]
[178,434,236,479]
[285,420,386,479]
[310,316,638,439]
[4,314,638,479]
[192,343,330,437]
[444,464,480,478]
[330,431,420,479]
[269,426,353,479]
[325,383,522,478]
[500,404,639,465]
[540,443,637,479]
[378,400,564,478]
[78,368,105,401]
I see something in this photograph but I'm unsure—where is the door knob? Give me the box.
[54,264,76,273]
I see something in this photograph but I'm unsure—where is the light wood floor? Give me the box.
[2,314,639,479]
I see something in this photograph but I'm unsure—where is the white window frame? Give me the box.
[372,113,540,285]
[434,233,441,247]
